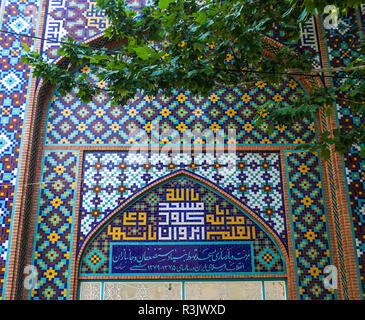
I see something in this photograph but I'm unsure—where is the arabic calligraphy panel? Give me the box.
[110,242,253,275]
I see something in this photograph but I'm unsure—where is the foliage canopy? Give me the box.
[23,0,365,158]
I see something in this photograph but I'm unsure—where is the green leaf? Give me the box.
[195,11,207,25]
[193,42,205,52]
[158,0,174,10]
[133,47,153,60]
[320,148,330,160]
[21,43,30,53]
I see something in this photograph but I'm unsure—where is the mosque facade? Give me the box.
[0,0,364,300]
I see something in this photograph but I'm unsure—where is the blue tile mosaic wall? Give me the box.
[323,8,365,299]
[0,0,42,299]
[30,151,79,300]
[45,69,316,146]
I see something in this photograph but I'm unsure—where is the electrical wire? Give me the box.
[1,29,365,81]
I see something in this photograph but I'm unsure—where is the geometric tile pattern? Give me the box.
[79,151,288,253]
[344,145,365,300]
[45,71,315,146]
[323,8,365,299]
[42,0,105,62]
[42,0,320,69]
[325,11,363,138]
[285,151,335,300]
[322,149,349,299]
[80,175,285,275]
[30,151,79,300]
[310,11,347,296]
[267,16,322,71]
[42,0,144,62]
[0,0,42,299]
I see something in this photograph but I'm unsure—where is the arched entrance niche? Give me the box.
[77,170,288,300]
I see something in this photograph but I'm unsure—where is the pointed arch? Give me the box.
[76,169,289,278]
